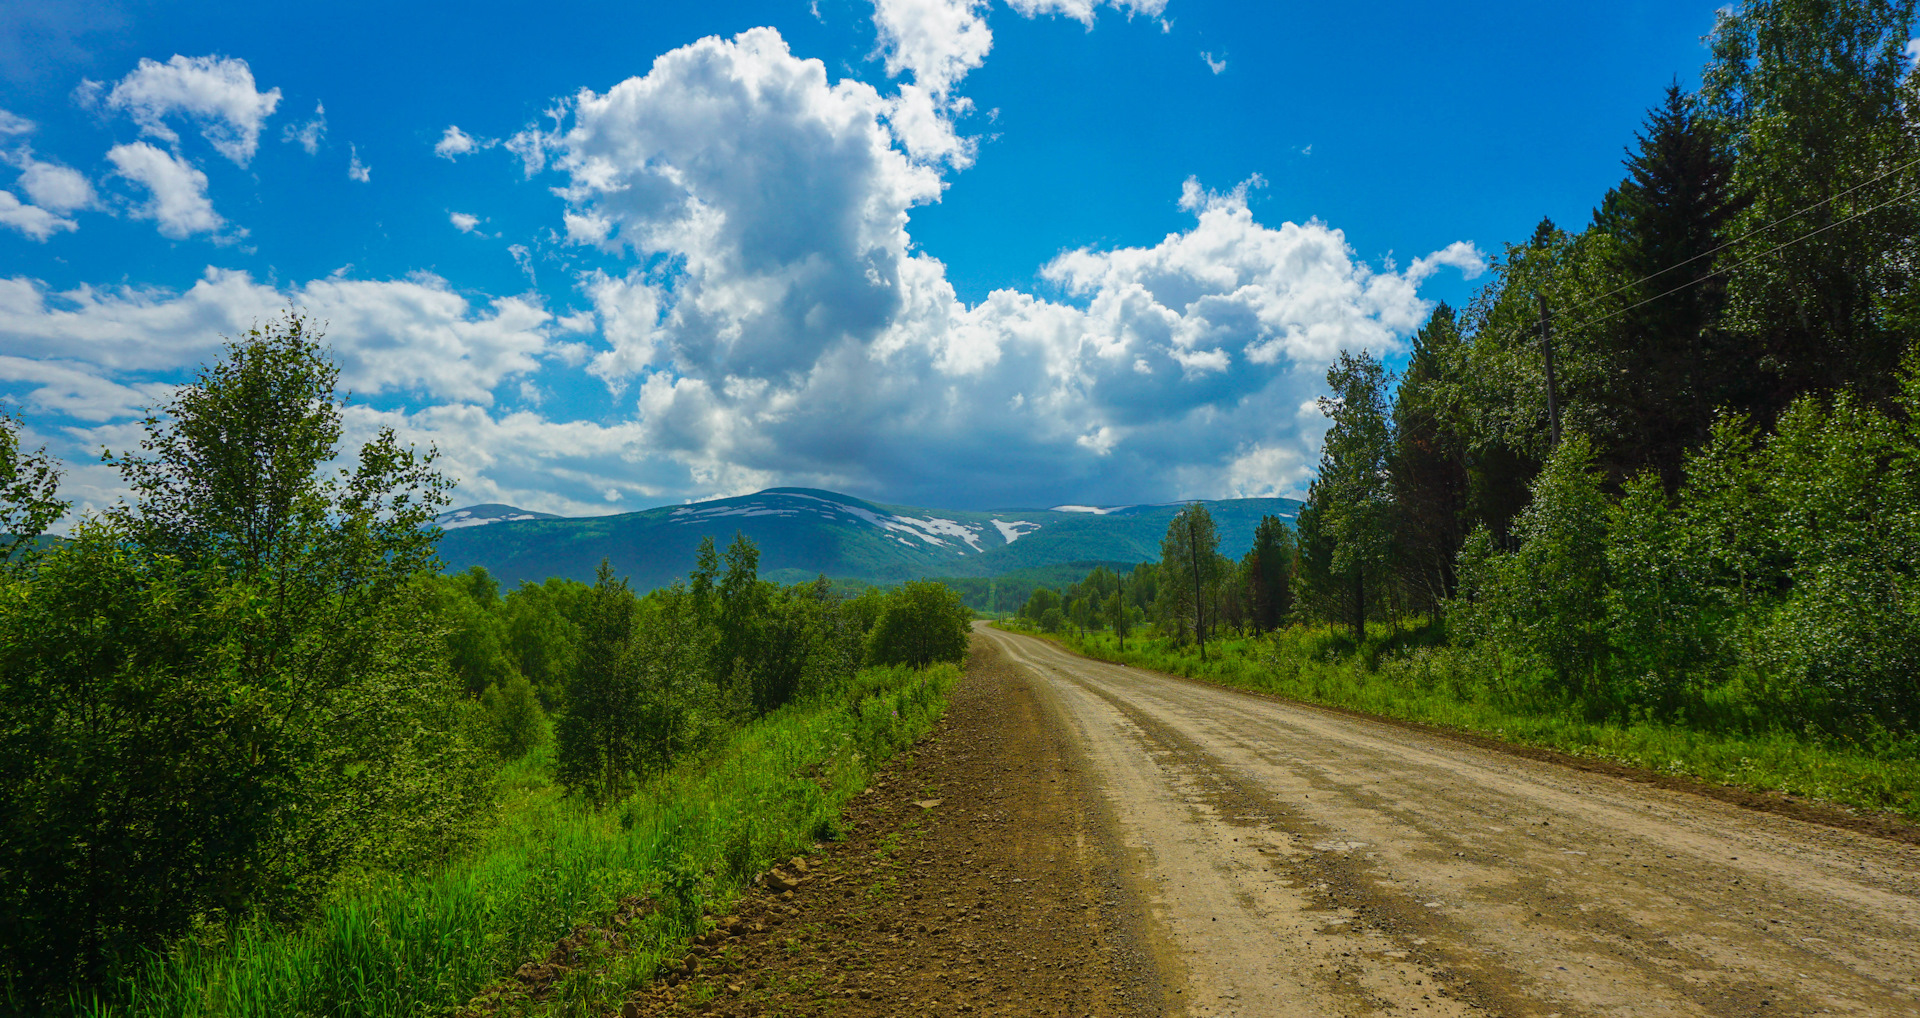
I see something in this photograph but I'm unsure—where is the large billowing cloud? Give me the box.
[521,26,1480,507]
[4,15,1481,521]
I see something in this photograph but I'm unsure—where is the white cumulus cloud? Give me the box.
[0,148,94,240]
[526,27,1476,506]
[434,124,494,159]
[450,211,480,232]
[107,141,223,239]
[1201,50,1226,74]
[99,54,282,166]
[872,0,992,96]
[0,190,76,241]
[15,155,96,214]
[548,28,944,380]
[0,267,552,403]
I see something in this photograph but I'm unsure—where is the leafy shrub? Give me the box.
[481,671,550,759]
[866,580,973,667]
[0,316,490,1006]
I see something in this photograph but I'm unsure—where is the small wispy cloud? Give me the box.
[347,144,370,182]
[281,102,325,154]
[450,211,480,233]
[1201,50,1226,75]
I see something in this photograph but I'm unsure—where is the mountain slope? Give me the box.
[436,487,1299,590]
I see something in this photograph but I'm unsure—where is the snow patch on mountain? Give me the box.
[670,490,990,553]
[1050,504,1131,515]
[435,505,561,529]
[992,519,1040,544]
[669,505,802,520]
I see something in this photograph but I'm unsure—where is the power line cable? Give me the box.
[1566,179,1920,333]
[1551,152,1920,321]
[1470,168,1920,349]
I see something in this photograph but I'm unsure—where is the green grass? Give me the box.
[1004,621,1920,821]
[81,663,960,1018]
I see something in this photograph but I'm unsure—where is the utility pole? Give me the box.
[1537,292,1562,451]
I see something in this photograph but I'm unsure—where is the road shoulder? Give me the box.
[618,635,1167,1018]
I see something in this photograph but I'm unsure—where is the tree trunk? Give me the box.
[1354,569,1366,645]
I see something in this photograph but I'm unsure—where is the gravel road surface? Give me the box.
[980,624,1920,1018]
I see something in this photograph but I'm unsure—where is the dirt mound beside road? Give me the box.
[619,638,1163,1018]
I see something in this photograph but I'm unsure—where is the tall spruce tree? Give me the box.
[1390,305,1471,613]
[1592,84,1751,482]
[1243,513,1296,632]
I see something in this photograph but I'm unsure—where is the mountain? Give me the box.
[435,487,1300,590]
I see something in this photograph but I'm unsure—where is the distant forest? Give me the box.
[1020,0,1920,742]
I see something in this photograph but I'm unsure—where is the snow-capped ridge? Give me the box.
[434,504,562,529]
[668,488,999,554]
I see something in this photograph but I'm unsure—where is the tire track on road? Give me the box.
[984,624,1920,1018]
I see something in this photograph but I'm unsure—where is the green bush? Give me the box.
[866,580,972,667]
[0,317,490,1007]
[481,672,550,760]
[76,662,959,1018]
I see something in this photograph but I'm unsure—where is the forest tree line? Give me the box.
[0,319,973,1010]
[1022,0,1920,739]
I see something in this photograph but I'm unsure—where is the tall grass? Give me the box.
[1012,622,1920,820]
[80,664,958,1018]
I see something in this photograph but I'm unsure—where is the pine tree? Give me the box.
[1243,513,1296,632]
[1593,84,1750,483]
[1390,305,1471,612]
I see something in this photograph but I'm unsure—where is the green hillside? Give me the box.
[436,487,1299,590]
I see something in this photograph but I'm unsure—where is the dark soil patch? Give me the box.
[612,638,1163,1018]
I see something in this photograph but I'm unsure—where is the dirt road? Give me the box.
[980,624,1920,1018]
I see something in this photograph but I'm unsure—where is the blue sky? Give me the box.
[1,0,1759,517]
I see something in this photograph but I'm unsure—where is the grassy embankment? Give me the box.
[83,664,959,1018]
[1001,621,1920,820]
